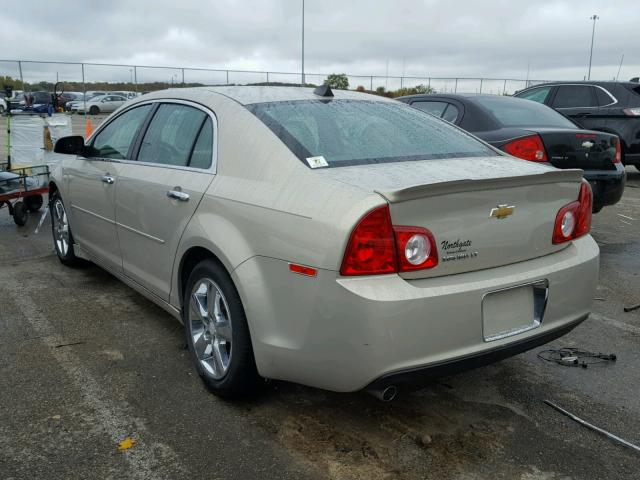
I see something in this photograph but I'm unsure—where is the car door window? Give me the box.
[89,104,152,159]
[442,104,459,123]
[189,117,214,169]
[552,85,597,108]
[517,86,552,104]
[411,101,448,117]
[137,103,207,167]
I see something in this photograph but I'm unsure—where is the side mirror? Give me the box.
[54,135,86,155]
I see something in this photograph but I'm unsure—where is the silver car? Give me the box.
[51,87,599,399]
[74,94,127,114]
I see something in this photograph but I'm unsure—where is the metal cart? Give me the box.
[0,163,49,226]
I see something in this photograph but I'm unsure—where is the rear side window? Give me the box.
[90,104,152,159]
[248,100,496,167]
[517,86,552,104]
[552,85,598,108]
[442,104,459,123]
[595,87,614,106]
[138,104,207,167]
[411,101,448,117]
[189,117,214,169]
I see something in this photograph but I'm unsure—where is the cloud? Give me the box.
[1,0,637,86]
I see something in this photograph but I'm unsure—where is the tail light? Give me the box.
[503,134,548,162]
[613,137,622,164]
[340,205,438,276]
[623,107,640,116]
[552,180,593,244]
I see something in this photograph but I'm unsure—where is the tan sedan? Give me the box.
[51,86,599,400]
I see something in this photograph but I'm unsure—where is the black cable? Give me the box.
[537,347,617,368]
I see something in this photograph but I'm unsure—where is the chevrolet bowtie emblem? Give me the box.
[582,141,594,149]
[490,204,515,219]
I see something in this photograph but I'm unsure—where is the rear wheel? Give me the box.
[89,105,99,115]
[50,192,83,266]
[183,259,261,398]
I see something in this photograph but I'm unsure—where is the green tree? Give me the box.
[324,73,349,90]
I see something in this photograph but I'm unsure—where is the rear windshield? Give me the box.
[626,84,640,97]
[247,99,496,167]
[475,96,577,129]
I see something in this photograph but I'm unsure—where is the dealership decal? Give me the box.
[441,238,478,263]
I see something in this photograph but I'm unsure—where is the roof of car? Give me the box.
[143,86,396,106]
[521,80,639,89]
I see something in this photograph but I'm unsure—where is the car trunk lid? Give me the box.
[318,156,583,279]
[535,128,617,170]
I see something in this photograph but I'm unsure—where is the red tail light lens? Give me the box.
[340,205,397,276]
[340,205,438,276]
[552,180,593,244]
[503,134,548,162]
[613,137,622,164]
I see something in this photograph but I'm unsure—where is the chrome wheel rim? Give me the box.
[189,279,232,379]
[52,199,70,257]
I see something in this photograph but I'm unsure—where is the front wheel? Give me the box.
[183,259,261,398]
[50,192,83,266]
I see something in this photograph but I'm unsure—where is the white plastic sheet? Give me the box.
[9,114,71,167]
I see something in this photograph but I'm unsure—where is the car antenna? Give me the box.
[313,85,334,97]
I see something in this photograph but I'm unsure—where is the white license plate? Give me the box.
[482,283,547,342]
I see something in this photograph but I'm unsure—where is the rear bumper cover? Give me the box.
[583,164,626,208]
[366,314,587,391]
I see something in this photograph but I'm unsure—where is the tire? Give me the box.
[50,191,83,266]
[12,201,28,226]
[89,105,99,115]
[183,259,261,398]
[0,104,5,114]
[25,194,43,212]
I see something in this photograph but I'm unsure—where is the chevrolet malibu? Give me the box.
[51,86,599,400]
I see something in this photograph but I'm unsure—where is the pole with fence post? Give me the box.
[266,72,269,83]
[479,78,483,93]
[503,79,507,95]
[454,78,458,93]
[81,63,86,112]
[133,66,138,92]
[400,77,403,89]
[181,68,185,85]
[370,76,373,91]
[17,61,24,91]
[226,70,229,85]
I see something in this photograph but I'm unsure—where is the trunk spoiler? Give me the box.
[375,168,584,203]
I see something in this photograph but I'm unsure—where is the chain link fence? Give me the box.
[0,59,551,95]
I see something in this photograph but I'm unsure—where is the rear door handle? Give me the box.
[101,175,115,184]
[167,190,190,202]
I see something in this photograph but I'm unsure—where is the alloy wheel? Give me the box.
[189,279,233,379]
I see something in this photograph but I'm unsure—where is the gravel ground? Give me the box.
[0,161,638,479]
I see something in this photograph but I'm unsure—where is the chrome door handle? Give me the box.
[167,190,190,202]
[101,175,115,184]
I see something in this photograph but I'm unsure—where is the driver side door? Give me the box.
[64,104,153,271]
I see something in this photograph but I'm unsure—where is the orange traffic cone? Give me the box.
[85,118,94,138]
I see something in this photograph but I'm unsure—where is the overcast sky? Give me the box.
[2,0,638,90]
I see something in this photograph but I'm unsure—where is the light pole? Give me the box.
[301,0,305,86]
[587,14,599,80]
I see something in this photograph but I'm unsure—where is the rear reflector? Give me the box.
[503,134,548,162]
[289,263,318,277]
[340,205,438,276]
[623,107,640,116]
[552,180,592,244]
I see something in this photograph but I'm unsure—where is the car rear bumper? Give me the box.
[583,163,626,209]
[233,235,599,392]
[366,313,587,391]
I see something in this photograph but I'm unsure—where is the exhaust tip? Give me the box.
[368,385,397,402]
